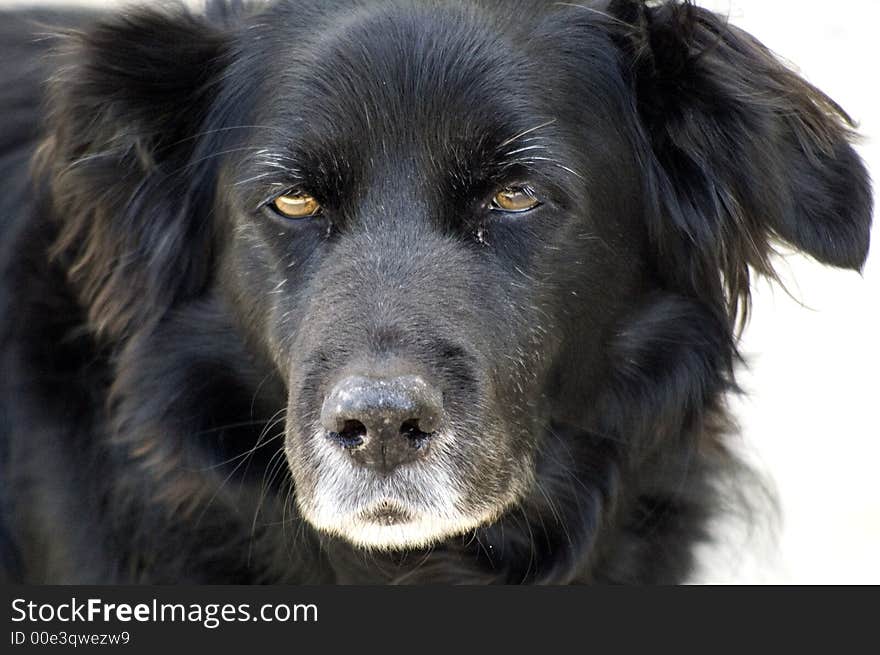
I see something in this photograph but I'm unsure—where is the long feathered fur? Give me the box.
[0,0,870,584]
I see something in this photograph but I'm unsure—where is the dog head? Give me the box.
[44,0,871,559]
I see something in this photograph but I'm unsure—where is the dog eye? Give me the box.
[271,192,321,219]
[490,186,541,213]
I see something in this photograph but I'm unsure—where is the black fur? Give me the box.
[0,0,871,584]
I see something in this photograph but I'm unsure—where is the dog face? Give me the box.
[214,3,656,548]
[44,0,871,560]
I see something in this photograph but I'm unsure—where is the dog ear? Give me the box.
[42,6,235,340]
[607,0,872,321]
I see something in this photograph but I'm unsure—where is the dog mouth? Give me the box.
[292,435,508,549]
[358,501,415,527]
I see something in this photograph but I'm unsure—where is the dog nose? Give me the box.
[320,375,443,475]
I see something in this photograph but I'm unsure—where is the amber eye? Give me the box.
[271,192,321,219]
[490,186,541,213]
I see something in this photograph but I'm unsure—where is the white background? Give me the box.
[690,0,880,584]
[2,0,877,583]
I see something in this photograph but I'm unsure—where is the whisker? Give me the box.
[192,411,287,529]
[497,118,557,150]
[165,146,269,176]
[504,144,549,157]
[160,124,289,151]
[249,445,291,543]
[553,3,638,30]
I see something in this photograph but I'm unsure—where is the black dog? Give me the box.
[0,0,871,584]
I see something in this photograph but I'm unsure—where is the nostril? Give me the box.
[320,373,444,472]
[330,419,367,449]
[399,418,432,446]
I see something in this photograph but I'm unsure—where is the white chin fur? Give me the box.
[293,429,527,550]
[305,506,505,551]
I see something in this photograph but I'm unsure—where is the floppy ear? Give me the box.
[43,6,235,340]
[607,0,872,320]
